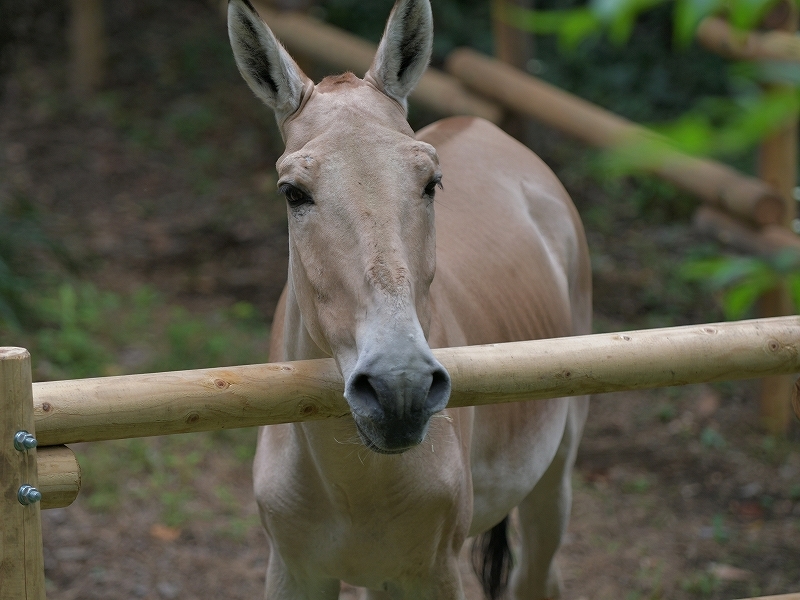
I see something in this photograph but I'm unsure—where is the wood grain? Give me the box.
[37,445,81,510]
[0,348,46,600]
[30,316,800,446]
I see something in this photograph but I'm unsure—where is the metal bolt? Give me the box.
[13,430,37,452]
[18,485,42,506]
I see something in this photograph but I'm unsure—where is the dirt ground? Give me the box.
[2,1,800,598]
[36,384,800,600]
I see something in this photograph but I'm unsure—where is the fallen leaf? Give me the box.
[708,563,753,582]
[150,523,181,542]
[734,500,764,520]
[696,388,721,418]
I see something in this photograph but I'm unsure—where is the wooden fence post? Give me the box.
[758,0,799,436]
[492,0,535,142]
[69,0,106,97]
[0,348,46,600]
[492,0,535,69]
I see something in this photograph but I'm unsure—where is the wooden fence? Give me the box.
[65,0,800,434]
[240,1,800,436]
[3,315,800,598]
[13,3,797,597]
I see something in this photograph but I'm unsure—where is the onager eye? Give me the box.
[423,176,443,199]
[279,183,313,208]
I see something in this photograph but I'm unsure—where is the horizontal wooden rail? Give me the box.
[693,206,800,255]
[249,1,503,124]
[446,48,785,226]
[698,16,800,63]
[31,316,800,446]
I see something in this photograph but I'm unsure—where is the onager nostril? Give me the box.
[427,367,451,412]
[350,373,381,412]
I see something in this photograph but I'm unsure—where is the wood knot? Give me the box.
[300,404,318,417]
[703,327,717,334]
[185,412,200,424]
[619,334,632,341]
[213,378,229,390]
[41,402,53,413]
[767,340,781,352]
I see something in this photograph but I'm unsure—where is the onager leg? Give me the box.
[510,396,588,600]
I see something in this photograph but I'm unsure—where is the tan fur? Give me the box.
[259,85,590,600]
[229,2,591,598]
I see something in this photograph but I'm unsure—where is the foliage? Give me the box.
[1,280,270,380]
[76,427,258,525]
[499,0,798,168]
[681,569,720,596]
[681,249,800,318]
[497,0,788,48]
[0,202,35,329]
[605,88,798,173]
[498,0,800,322]
[0,193,67,330]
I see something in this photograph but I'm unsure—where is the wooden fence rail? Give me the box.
[446,47,786,227]
[239,3,786,229]
[3,316,800,598]
[30,316,800,447]
[698,16,800,63]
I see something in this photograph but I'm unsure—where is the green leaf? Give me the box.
[681,255,762,289]
[590,0,669,44]
[590,0,630,22]
[769,248,800,274]
[713,89,799,154]
[708,256,767,288]
[757,62,800,85]
[680,257,732,281]
[721,283,758,318]
[788,273,800,311]
[728,0,782,30]
[721,271,777,319]
[657,113,715,155]
[560,12,604,49]
[498,5,602,48]
[673,0,724,47]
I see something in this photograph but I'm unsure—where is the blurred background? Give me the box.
[1,0,799,598]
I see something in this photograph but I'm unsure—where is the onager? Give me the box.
[227,0,592,598]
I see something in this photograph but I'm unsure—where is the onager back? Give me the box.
[227,1,591,598]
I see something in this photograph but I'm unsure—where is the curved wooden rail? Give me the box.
[446,48,786,226]
[32,316,800,446]
[698,17,800,63]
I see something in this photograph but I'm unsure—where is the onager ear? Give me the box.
[228,0,309,124]
[366,0,433,112]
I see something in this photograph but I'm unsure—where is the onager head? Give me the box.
[228,0,451,453]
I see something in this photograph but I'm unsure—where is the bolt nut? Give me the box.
[13,430,37,452]
[18,485,42,506]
